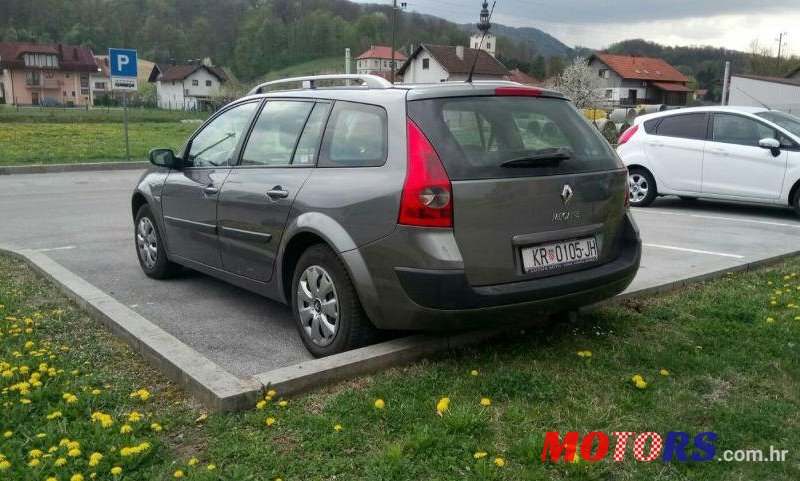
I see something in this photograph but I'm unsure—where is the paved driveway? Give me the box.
[1,170,798,377]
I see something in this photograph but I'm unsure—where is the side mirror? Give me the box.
[148,148,180,168]
[758,137,781,157]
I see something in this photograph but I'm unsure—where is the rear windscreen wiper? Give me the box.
[500,148,572,168]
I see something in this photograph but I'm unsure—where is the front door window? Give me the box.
[187,102,258,167]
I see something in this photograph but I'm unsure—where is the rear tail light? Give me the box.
[399,119,453,228]
[618,124,639,146]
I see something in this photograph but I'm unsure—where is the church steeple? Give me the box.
[477,1,491,35]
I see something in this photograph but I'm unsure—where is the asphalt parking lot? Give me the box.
[1,170,799,378]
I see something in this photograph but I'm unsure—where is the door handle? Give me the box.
[266,186,289,200]
[202,185,220,195]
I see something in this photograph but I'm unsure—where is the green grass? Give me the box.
[1,254,799,480]
[261,57,346,81]
[0,123,197,165]
[0,104,209,124]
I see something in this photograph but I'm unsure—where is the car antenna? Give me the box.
[730,85,772,110]
[466,0,498,83]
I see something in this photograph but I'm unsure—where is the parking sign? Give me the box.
[109,48,138,91]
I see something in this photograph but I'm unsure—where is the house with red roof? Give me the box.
[355,46,407,78]
[589,53,694,106]
[0,41,99,106]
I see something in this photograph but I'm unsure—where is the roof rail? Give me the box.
[248,74,392,95]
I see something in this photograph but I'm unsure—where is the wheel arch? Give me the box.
[276,212,385,326]
[788,178,800,206]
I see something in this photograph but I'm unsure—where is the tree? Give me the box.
[552,57,602,108]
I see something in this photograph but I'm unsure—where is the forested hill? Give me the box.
[0,0,568,82]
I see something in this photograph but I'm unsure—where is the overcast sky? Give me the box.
[354,0,798,55]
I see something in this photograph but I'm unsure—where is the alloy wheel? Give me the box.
[297,265,339,347]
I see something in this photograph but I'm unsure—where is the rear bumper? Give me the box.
[395,236,640,311]
[349,213,641,331]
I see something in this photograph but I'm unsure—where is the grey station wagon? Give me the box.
[132,74,641,357]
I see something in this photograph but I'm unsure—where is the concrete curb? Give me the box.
[0,245,262,411]
[0,161,148,175]
[3,243,799,409]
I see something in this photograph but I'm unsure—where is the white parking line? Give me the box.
[36,245,77,253]
[643,243,745,259]
[633,209,800,229]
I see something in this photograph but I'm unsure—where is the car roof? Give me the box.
[636,105,769,123]
[241,76,565,103]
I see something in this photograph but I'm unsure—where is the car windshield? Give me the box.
[756,111,800,138]
[408,96,620,180]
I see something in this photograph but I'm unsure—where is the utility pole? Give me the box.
[390,1,407,84]
[776,32,788,71]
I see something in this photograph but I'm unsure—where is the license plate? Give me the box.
[521,237,598,273]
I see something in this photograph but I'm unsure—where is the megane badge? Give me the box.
[561,184,574,205]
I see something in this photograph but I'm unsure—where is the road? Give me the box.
[1,170,799,377]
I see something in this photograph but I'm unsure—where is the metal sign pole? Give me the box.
[123,91,130,161]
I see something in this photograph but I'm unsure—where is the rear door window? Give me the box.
[408,96,619,180]
[318,101,388,167]
[652,113,707,140]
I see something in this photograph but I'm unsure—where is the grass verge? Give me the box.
[0,105,209,124]
[0,123,197,165]
[1,254,799,480]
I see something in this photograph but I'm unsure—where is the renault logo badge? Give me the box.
[561,184,574,205]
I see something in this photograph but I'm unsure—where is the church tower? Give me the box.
[470,1,496,57]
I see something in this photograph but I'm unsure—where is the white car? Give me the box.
[617,106,800,216]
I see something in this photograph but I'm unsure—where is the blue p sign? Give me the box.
[109,48,138,78]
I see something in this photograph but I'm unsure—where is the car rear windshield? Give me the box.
[407,96,620,180]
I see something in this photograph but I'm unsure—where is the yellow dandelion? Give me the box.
[0,460,10,470]
[206,464,216,471]
[631,374,647,389]
[480,397,491,406]
[68,449,81,458]
[333,424,343,431]
[195,413,208,423]
[70,474,84,481]
[27,458,41,467]
[470,370,479,376]
[47,411,63,420]
[374,398,385,409]
[577,350,593,358]
[150,423,162,432]
[255,400,266,410]
[2,431,11,438]
[29,449,44,458]
[267,389,277,397]
[173,470,184,479]
[265,417,276,427]
[127,412,142,422]
[660,369,670,376]
[494,457,506,467]
[474,451,488,459]
[278,400,288,407]
[55,458,67,467]
[91,389,101,396]
[110,466,122,476]
[120,424,133,434]
[436,397,450,415]
[188,458,199,466]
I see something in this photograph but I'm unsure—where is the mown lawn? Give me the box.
[0,105,209,124]
[0,123,197,165]
[1,253,799,480]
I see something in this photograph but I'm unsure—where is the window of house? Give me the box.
[422,58,430,70]
[192,79,199,86]
[206,80,212,87]
[94,82,106,89]
[24,53,59,68]
[605,89,612,99]
[80,73,89,95]
[26,71,40,86]
[240,101,314,167]
[319,101,388,168]
[486,42,491,50]
[184,89,189,96]
[599,69,609,78]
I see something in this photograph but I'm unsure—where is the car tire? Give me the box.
[628,168,657,207]
[793,189,800,217]
[291,244,376,357]
[134,204,180,279]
